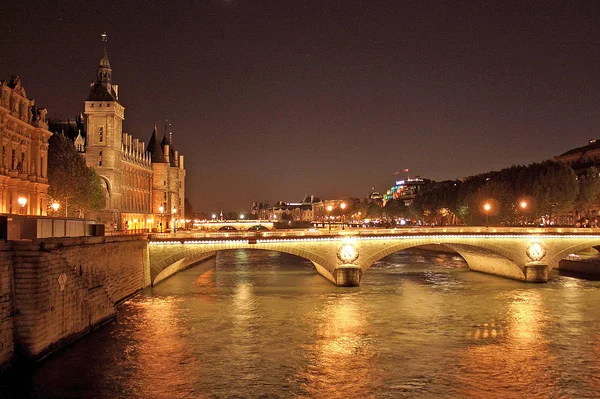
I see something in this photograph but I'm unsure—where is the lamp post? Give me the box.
[159,205,164,233]
[17,197,27,215]
[483,202,491,228]
[51,201,60,216]
[327,205,333,233]
[520,200,527,225]
[172,207,177,234]
[340,203,347,230]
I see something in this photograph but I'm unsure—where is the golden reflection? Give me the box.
[125,296,197,399]
[298,295,379,399]
[194,267,216,288]
[229,282,259,377]
[456,290,553,397]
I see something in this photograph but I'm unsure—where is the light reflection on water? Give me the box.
[2,249,600,398]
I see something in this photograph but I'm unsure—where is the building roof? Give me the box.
[48,115,86,142]
[146,123,167,163]
[557,139,600,158]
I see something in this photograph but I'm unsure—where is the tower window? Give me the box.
[98,151,103,167]
[99,127,103,142]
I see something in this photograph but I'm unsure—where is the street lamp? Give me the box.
[159,205,164,232]
[17,197,27,215]
[51,201,60,215]
[519,200,528,226]
[327,205,333,233]
[240,214,245,220]
[483,202,491,228]
[340,203,347,230]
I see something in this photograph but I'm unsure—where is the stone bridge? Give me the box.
[147,227,600,286]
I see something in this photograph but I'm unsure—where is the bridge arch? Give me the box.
[546,238,600,269]
[359,240,528,281]
[149,242,339,286]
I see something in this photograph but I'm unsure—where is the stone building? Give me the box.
[147,122,186,232]
[0,76,52,215]
[50,35,185,231]
[555,139,600,174]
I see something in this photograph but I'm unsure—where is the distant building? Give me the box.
[554,139,600,174]
[0,76,52,215]
[383,178,429,206]
[273,195,320,221]
[49,35,185,231]
[251,201,273,220]
[368,190,383,206]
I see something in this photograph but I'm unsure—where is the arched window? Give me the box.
[98,151,103,167]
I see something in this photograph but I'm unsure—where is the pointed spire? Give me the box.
[100,32,110,68]
[147,120,166,163]
[97,32,112,84]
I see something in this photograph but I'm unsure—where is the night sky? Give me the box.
[2,1,599,212]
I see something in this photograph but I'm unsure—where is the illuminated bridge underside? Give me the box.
[148,234,600,287]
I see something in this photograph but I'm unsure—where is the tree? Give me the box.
[531,161,578,220]
[383,198,408,219]
[574,167,600,219]
[48,133,105,217]
[412,180,461,225]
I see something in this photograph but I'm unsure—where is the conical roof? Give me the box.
[147,123,167,163]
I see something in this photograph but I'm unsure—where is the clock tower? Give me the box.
[83,33,124,213]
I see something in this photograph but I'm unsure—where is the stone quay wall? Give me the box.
[0,242,13,372]
[1,235,150,371]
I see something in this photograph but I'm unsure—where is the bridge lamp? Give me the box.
[327,205,333,232]
[212,214,216,220]
[340,203,347,230]
[240,214,245,220]
[483,203,491,228]
[17,197,27,215]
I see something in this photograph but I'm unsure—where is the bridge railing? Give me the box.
[149,226,597,241]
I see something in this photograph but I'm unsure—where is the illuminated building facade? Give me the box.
[382,178,428,206]
[0,76,52,215]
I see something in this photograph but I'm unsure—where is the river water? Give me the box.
[2,249,600,398]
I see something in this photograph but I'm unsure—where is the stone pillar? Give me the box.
[334,265,362,287]
[524,262,549,283]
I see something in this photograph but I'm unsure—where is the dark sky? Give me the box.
[2,1,599,212]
